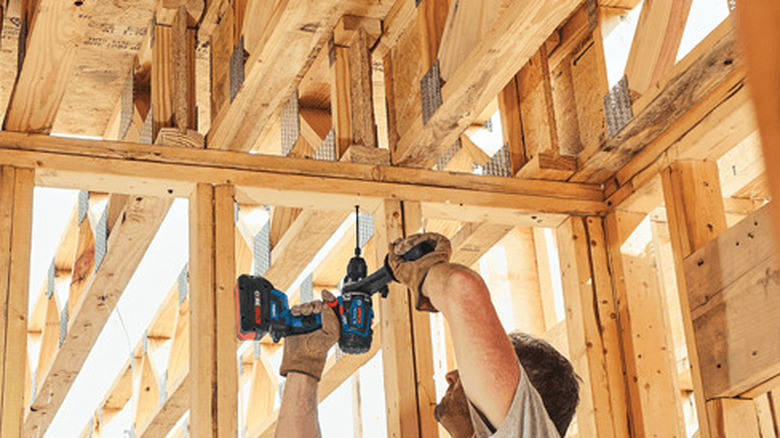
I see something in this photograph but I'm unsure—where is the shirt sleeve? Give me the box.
[467,362,561,438]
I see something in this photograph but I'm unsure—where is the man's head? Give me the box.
[435,332,580,437]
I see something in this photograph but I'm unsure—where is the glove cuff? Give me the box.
[280,351,328,382]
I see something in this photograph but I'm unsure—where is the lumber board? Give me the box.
[624,0,693,95]
[0,132,606,223]
[392,0,581,168]
[684,204,780,399]
[502,228,546,336]
[5,0,154,135]
[23,195,172,437]
[735,0,780,267]
[0,167,34,437]
[572,19,743,183]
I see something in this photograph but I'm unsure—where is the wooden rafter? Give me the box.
[391,0,581,168]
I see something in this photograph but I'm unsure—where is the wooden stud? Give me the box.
[215,184,238,438]
[402,201,439,438]
[189,183,216,437]
[374,199,421,438]
[557,215,630,438]
[503,228,546,335]
[0,167,33,438]
[604,211,686,438]
[661,160,729,438]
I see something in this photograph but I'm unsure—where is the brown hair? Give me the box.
[509,332,580,436]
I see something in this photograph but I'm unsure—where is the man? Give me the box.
[275,233,579,438]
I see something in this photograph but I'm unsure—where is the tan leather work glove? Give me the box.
[388,232,451,312]
[279,290,340,381]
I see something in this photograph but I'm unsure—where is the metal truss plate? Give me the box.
[420,60,443,125]
[603,75,634,138]
[484,145,512,177]
[120,68,134,140]
[313,129,337,161]
[436,139,462,171]
[230,36,247,102]
[253,222,271,276]
[280,91,300,156]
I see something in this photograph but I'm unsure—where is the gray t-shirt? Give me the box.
[468,363,560,438]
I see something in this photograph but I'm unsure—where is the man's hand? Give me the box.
[388,232,451,311]
[279,290,339,381]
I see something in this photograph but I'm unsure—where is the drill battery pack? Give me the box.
[235,274,321,342]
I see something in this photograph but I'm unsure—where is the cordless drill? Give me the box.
[235,209,435,354]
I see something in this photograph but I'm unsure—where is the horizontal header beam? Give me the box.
[0,132,606,226]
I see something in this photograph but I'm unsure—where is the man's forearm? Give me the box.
[424,263,520,428]
[275,372,321,438]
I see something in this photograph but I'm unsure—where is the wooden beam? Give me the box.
[0,166,34,437]
[4,0,155,135]
[735,0,780,263]
[557,215,630,438]
[624,0,693,96]
[23,195,172,437]
[572,19,743,183]
[392,0,581,168]
[503,228,546,335]
[684,204,780,398]
[662,160,729,438]
[0,132,606,224]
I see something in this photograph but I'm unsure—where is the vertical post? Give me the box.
[373,199,421,438]
[215,184,237,438]
[661,160,728,438]
[0,166,34,437]
[605,210,686,438]
[402,201,438,438]
[556,216,629,438]
[189,183,216,437]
